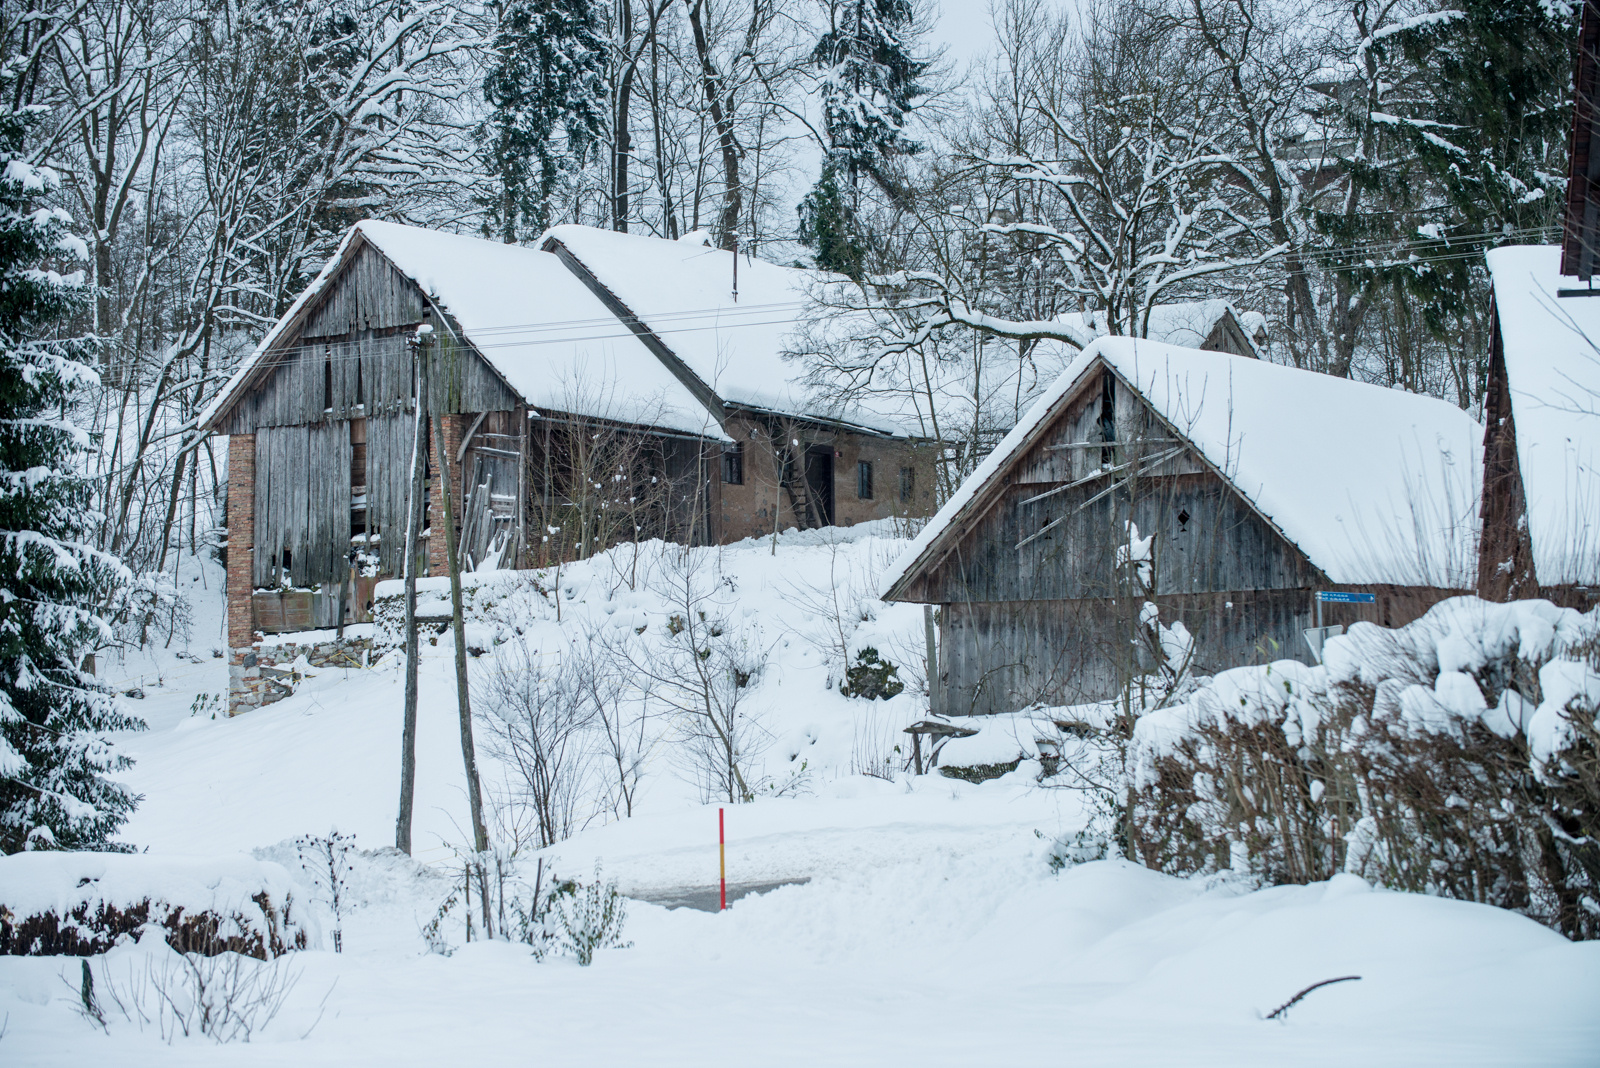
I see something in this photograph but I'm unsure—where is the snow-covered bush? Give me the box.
[0,853,313,957]
[839,647,904,700]
[542,865,630,966]
[1129,597,1600,938]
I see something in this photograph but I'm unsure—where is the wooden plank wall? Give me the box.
[365,413,420,577]
[300,244,427,339]
[939,591,1319,715]
[902,373,1319,604]
[253,423,352,588]
[224,242,519,435]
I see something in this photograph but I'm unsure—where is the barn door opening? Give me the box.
[804,445,835,527]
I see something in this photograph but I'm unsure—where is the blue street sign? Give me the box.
[1317,591,1375,603]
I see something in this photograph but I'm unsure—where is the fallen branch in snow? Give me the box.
[1265,975,1361,1020]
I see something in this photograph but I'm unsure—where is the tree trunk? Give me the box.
[395,332,430,855]
[685,0,741,249]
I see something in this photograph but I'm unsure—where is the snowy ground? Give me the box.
[2,531,1598,1065]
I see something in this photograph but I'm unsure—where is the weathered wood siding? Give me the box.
[300,243,427,339]
[424,337,518,421]
[252,423,352,588]
[365,412,421,577]
[902,370,1321,605]
[939,591,1317,715]
[223,240,519,435]
[460,410,524,569]
[938,584,1462,715]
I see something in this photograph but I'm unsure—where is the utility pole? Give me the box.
[432,331,493,937]
[432,336,491,863]
[395,312,433,854]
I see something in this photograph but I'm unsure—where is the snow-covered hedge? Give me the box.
[1129,597,1600,939]
[0,852,315,958]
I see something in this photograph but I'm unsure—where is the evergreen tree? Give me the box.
[479,0,608,243]
[797,159,867,279]
[0,64,140,853]
[1397,0,1577,328]
[800,0,929,273]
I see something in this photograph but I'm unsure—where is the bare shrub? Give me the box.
[479,644,598,848]
[580,627,653,819]
[619,549,771,803]
[294,831,355,953]
[72,945,302,1043]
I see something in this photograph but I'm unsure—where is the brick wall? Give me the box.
[715,415,939,542]
[426,414,465,574]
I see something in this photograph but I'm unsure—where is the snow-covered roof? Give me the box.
[1054,300,1265,356]
[542,225,913,434]
[883,337,1483,597]
[1486,245,1600,586]
[202,221,729,440]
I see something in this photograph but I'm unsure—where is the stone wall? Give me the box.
[228,636,373,715]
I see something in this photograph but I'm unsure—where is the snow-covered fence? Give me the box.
[1129,596,1600,939]
[0,853,315,958]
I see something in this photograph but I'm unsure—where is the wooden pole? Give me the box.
[433,344,491,869]
[923,604,939,717]
[395,318,432,855]
[719,807,726,911]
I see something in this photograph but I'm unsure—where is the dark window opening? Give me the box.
[804,445,835,526]
[721,442,743,484]
[323,350,333,411]
[1099,370,1117,464]
[857,460,873,499]
[899,466,915,502]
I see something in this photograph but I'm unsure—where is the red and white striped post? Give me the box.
[718,807,727,911]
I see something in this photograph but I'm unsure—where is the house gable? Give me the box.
[890,358,1322,606]
[215,236,520,436]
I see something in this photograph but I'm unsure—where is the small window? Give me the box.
[899,466,915,502]
[857,460,873,499]
[721,442,744,484]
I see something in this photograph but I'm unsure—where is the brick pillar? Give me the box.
[427,414,466,574]
[226,433,260,715]
[226,434,256,650]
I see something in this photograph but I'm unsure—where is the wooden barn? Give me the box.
[1478,248,1600,608]
[881,337,1484,716]
[201,220,935,698]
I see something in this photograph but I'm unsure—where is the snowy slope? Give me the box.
[2,535,1596,1065]
[1485,245,1600,585]
[885,337,1484,594]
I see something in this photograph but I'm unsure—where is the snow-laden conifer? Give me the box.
[799,0,930,274]
[479,0,608,242]
[0,60,140,854]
